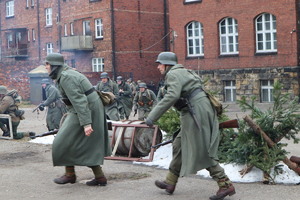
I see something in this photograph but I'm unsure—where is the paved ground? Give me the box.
[0,104,299,200]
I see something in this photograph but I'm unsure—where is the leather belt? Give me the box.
[188,88,203,100]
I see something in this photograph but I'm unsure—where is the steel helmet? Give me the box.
[155,52,178,66]
[138,82,147,88]
[41,79,50,85]
[45,53,64,66]
[100,72,109,79]
[0,86,8,95]
[116,76,123,81]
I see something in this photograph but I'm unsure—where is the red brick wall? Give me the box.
[169,0,298,70]
[0,0,167,100]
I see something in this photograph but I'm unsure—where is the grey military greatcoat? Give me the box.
[147,64,220,176]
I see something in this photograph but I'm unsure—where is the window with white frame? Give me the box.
[46,43,53,55]
[92,58,104,72]
[219,17,238,55]
[186,21,204,57]
[256,13,277,53]
[6,1,14,17]
[64,24,68,36]
[261,80,274,102]
[224,80,236,102]
[31,0,35,7]
[45,8,53,26]
[7,33,13,48]
[95,18,103,39]
[26,0,29,8]
[70,22,74,35]
[27,29,30,42]
[83,21,91,36]
[32,29,36,41]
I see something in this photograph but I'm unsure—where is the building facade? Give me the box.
[169,0,300,102]
[0,0,168,101]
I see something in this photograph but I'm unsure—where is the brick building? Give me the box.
[169,0,300,102]
[0,0,168,102]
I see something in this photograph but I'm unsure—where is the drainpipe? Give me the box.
[37,0,41,60]
[0,5,2,61]
[296,1,300,100]
[110,0,117,80]
[163,0,169,51]
[57,0,61,52]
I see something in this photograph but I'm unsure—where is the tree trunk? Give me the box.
[243,115,300,175]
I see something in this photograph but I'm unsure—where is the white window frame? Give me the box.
[46,43,53,55]
[83,21,91,36]
[31,0,35,7]
[255,13,277,53]
[26,0,29,8]
[219,17,239,55]
[92,58,104,72]
[45,8,53,26]
[224,81,236,102]
[6,1,14,17]
[261,80,274,102]
[7,33,13,48]
[186,21,204,57]
[70,22,74,35]
[64,23,68,36]
[27,29,30,42]
[32,29,36,41]
[95,18,103,39]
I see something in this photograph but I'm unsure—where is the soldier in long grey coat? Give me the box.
[145,52,235,200]
[96,72,120,121]
[45,53,111,186]
[39,79,66,130]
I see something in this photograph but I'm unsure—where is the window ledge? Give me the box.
[255,52,277,56]
[5,16,14,19]
[184,0,202,5]
[186,55,204,60]
[45,25,53,28]
[219,54,239,58]
[95,37,104,40]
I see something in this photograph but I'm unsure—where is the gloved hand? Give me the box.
[38,104,45,111]
[145,118,154,127]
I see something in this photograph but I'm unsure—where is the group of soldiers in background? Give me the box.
[96,72,162,121]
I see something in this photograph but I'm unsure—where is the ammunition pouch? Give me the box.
[62,98,72,106]
[148,100,153,106]
[173,98,188,111]
[138,101,144,106]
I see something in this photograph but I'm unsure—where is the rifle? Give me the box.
[30,129,58,139]
[32,104,41,113]
[151,119,239,149]
[30,122,113,139]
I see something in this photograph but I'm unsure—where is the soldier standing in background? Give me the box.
[45,53,111,186]
[96,72,120,121]
[127,78,137,99]
[38,79,66,131]
[0,86,25,139]
[133,82,157,120]
[145,52,235,200]
[116,76,133,120]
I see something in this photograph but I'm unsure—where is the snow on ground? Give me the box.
[30,134,300,184]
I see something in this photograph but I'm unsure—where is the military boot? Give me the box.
[86,176,107,186]
[290,156,300,165]
[53,175,76,184]
[209,178,236,200]
[2,131,10,137]
[154,171,178,195]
